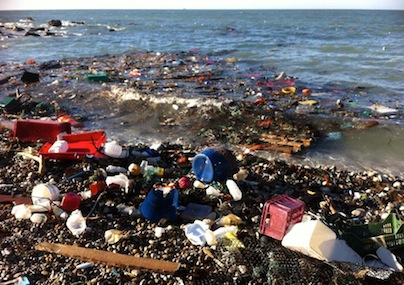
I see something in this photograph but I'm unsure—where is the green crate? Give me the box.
[338,213,404,255]
[85,73,109,82]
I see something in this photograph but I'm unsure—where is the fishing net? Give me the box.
[188,235,403,285]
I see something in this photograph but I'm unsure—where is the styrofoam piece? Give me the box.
[282,220,362,263]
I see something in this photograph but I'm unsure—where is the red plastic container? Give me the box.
[61,192,81,212]
[11,119,71,142]
[39,131,106,160]
[259,194,305,240]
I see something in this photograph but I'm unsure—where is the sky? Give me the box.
[1,0,403,10]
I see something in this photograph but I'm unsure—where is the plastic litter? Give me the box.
[31,183,60,210]
[11,204,32,220]
[66,209,87,236]
[105,229,124,244]
[226,179,242,201]
[281,219,362,263]
[192,147,238,183]
[184,220,210,246]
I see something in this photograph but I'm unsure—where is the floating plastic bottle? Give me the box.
[226,179,242,201]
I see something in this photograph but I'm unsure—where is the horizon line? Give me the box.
[1,8,403,11]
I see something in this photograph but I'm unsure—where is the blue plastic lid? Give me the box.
[192,153,214,183]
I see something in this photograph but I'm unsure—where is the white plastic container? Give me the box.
[226,179,242,201]
[103,141,129,158]
[48,140,69,153]
[281,220,362,263]
[106,173,129,191]
[31,183,60,210]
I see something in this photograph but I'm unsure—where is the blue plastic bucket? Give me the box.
[192,147,237,183]
[140,187,178,223]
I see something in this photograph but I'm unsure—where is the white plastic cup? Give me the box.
[226,179,242,201]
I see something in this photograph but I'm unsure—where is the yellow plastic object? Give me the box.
[299,100,318,105]
[281,86,296,95]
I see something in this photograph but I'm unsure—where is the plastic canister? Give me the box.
[226,179,242,201]
[60,192,81,212]
[31,183,60,210]
[103,141,128,158]
[192,147,238,183]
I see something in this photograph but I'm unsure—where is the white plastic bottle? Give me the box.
[213,225,238,239]
[226,179,242,201]
[106,165,128,173]
[103,141,129,158]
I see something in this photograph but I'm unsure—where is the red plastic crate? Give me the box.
[259,194,305,240]
[11,119,71,142]
[39,131,106,160]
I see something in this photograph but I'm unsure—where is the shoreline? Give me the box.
[1,51,404,284]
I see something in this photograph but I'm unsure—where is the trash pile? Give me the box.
[1,116,404,285]
[1,50,404,284]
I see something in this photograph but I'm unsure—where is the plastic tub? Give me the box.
[39,131,106,160]
[11,119,71,142]
[192,147,237,183]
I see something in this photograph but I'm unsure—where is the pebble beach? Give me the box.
[1,49,404,285]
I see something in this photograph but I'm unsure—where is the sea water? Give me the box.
[1,9,403,176]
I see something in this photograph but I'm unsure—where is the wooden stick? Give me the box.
[35,242,180,274]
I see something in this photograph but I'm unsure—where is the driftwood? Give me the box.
[35,242,181,274]
[246,133,312,155]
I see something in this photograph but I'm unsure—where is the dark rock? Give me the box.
[72,21,85,25]
[13,26,25,32]
[29,27,45,32]
[39,61,62,70]
[21,70,40,83]
[24,31,41,37]
[48,20,62,27]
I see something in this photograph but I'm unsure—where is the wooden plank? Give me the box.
[35,242,181,274]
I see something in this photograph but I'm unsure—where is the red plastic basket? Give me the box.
[11,119,71,142]
[39,131,106,160]
[259,194,305,240]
